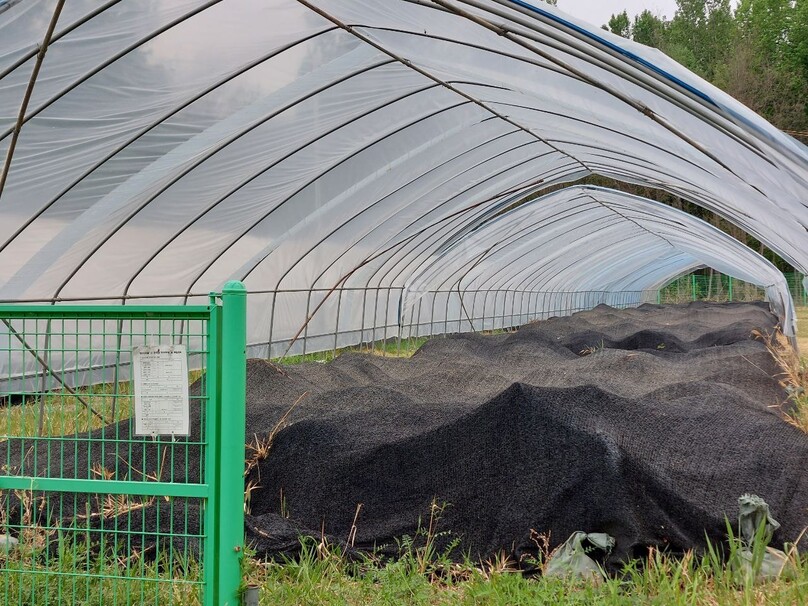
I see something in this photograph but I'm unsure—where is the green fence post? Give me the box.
[691,274,697,301]
[218,281,247,605]
[204,296,222,606]
[728,276,733,302]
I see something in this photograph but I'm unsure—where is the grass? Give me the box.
[797,307,808,354]
[237,498,808,606]
[0,381,133,441]
[276,328,514,365]
[245,546,808,606]
[754,307,808,433]
[0,541,203,605]
[276,336,431,365]
[787,307,808,432]
[0,370,205,441]
[0,531,804,606]
[2,494,804,606]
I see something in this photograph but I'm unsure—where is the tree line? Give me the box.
[604,0,808,141]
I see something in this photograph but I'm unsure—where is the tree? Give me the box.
[607,10,631,38]
[632,10,667,47]
[731,0,808,135]
[790,0,808,79]
[736,0,793,59]
[575,0,806,270]
[666,0,735,79]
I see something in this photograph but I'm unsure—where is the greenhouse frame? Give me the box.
[1,0,808,374]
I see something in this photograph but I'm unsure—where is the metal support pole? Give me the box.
[0,0,66,199]
[382,287,391,356]
[469,290,480,332]
[443,290,451,336]
[266,291,277,359]
[415,298,423,339]
[483,290,493,332]
[301,289,313,358]
[371,287,380,352]
[509,290,517,329]
[332,287,343,359]
[430,291,439,338]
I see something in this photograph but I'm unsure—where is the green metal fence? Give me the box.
[784,271,808,307]
[0,282,247,606]
[657,271,807,306]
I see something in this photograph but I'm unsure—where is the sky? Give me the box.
[556,1,680,28]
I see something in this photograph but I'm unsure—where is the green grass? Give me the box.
[797,307,808,354]
[275,336,431,365]
[276,328,514,365]
[4,510,804,606]
[0,370,205,440]
[0,381,133,441]
[1,541,203,605]
[237,501,808,605]
[242,532,808,606]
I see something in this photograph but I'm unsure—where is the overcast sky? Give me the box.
[556,1,679,28]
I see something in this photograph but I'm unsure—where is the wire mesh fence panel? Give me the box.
[785,271,808,307]
[260,275,804,366]
[657,274,770,304]
[0,291,246,606]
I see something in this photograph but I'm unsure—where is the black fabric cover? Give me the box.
[241,302,807,566]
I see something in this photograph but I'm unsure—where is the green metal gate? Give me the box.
[0,282,247,605]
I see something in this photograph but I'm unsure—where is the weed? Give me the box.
[243,391,308,515]
[1,370,204,442]
[245,391,308,479]
[753,327,808,432]
[347,503,362,548]
[579,340,605,356]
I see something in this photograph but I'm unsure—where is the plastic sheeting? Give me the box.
[403,185,795,338]
[0,0,806,369]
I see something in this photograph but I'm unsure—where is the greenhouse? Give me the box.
[1,1,808,604]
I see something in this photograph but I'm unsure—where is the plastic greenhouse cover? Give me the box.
[403,185,794,335]
[0,0,806,371]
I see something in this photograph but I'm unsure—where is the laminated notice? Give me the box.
[132,344,190,437]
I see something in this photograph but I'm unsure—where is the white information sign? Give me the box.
[132,344,190,437]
